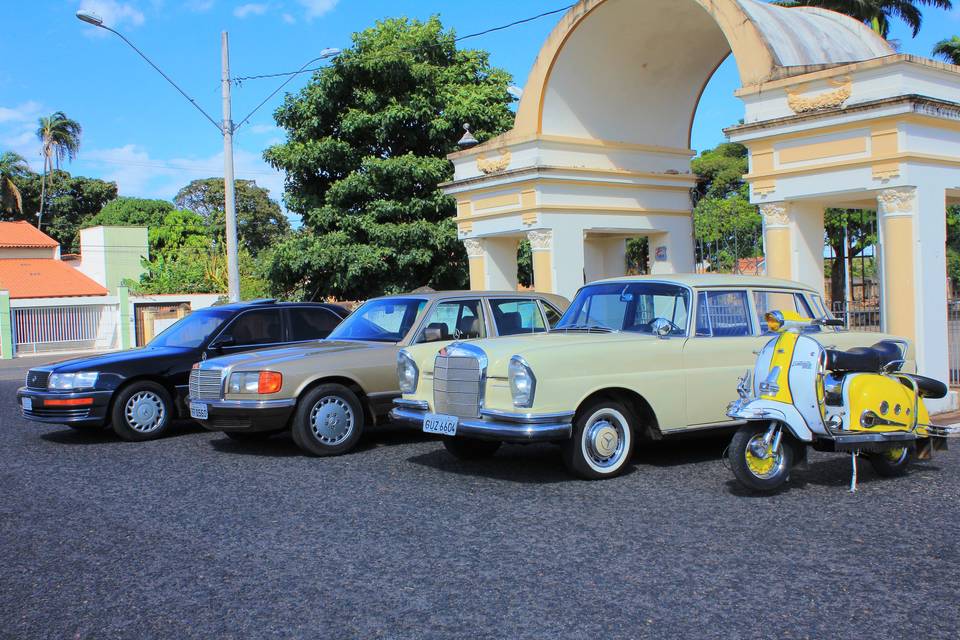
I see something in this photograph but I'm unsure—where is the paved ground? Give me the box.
[1,363,958,640]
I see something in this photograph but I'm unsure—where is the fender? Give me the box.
[727,398,815,442]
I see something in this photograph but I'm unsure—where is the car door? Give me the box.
[413,298,487,344]
[488,298,549,336]
[682,289,769,427]
[208,309,286,357]
[287,306,344,343]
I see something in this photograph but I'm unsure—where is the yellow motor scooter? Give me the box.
[726,311,957,493]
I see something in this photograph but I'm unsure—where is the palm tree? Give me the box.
[36,111,82,229]
[0,151,29,217]
[933,36,960,64]
[776,0,953,37]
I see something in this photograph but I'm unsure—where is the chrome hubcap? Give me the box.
[744,434,787,479]
[309,396,354,445]
[583,410,628,470]
[125,391,165,433]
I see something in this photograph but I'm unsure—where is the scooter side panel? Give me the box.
[841,373,929,432]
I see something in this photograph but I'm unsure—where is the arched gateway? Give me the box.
[443,0,960,400]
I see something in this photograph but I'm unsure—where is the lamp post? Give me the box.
[75,10,339,302]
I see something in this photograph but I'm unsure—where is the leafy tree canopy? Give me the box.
[85,196,210,261]
[264,15,515,300]
[174,178,291,254]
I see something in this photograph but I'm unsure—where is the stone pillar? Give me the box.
[527,230,554,293]
[464,239,486,291]
[760,201,825,295]
[761,203,791,280]
[463,238,519,291]
[647,225,695,275]
[0,290,12,360]
[878,186,949,390]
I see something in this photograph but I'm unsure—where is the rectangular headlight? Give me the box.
[48,372,99,390]
[228,371,282,394]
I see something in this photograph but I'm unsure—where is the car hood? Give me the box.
[200,340,395,370]
[34,346,193,373]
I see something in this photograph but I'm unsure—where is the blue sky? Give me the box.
[3,0,960,218]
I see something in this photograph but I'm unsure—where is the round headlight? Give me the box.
[397,350,419,394]
[765,310,785,332]
[508,356,536,408]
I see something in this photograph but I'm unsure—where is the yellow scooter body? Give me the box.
[843,373,930,434]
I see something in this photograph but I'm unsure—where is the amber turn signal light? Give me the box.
[44,397,94,407]
[258,372,283,394]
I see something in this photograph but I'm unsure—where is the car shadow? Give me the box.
[208,433,304,458]
[406,442,638,484]
[634,434,731,467]
[39,420,203,445]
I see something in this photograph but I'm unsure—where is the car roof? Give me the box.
[210,300,350,313]
[365,290,569,305]
[591,273,817,292]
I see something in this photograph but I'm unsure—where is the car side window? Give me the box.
[695,291,752,337]
[491,299,546,336]
[418,300,485,343]
[542,302,563,328]
[219,309,284,346]
[753,290,818,334]
[289,308,341,341]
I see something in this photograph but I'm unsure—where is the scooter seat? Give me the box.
[898,374,948,399]
[826,340,903,373]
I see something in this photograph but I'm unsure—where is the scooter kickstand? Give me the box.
[849,452,858,493]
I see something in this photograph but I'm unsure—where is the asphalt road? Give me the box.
[1,362,959,639]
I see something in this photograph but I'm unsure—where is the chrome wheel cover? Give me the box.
[125,391,166,433]
[743,433,787,480]
[309,396,355,446]
[581,408,630,472]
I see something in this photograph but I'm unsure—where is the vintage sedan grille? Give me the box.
[433,354,482,419]
[25,370,50,390]
[189,368,223,400]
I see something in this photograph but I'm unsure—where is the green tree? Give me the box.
[36,111,82,230]
[933,35,960,63]
[0,151,30,217]
[85,196,209,260]
[776,0,952,37]
[264,16,515,300]
[174,178,291,254]
[133,248,270,299]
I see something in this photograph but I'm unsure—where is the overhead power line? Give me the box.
[230,4,575,84]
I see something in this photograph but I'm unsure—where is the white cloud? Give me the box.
[76,0,145,34]
[234,2,268,18]
[0,101,43,125]
[298,0,338,20]
[247,123,281,135]
[0,102,46,170]
[282,12,295,24]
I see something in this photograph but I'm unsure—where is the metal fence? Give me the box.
[12,303,119,355]
[950,299,960,387]
[831,300,881,333]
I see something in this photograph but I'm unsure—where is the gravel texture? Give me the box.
[1,368,958,639]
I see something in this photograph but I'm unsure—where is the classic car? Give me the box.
[391,275,913,479]
[189,291,568,456]
[16,300,349,441]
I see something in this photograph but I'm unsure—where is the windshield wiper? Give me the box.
[554,324,616,334]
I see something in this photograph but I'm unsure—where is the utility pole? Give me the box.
[221,32,241,303]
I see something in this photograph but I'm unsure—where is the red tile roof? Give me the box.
[0,259,108,299]
[0,221,59,248]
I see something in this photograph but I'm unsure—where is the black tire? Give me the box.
[442,437,501,460]
[561,398,636,479]
[728,423,794,493]
[867,446,912,477]
[290,384,364,456]
[110,381,173,442]
[224,430,281,441]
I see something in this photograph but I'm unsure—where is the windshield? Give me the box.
[556,282,690,336]
[328,298,427,343]
[148,308,234,349]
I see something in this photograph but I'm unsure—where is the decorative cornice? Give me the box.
[785,76,852,114]
[760,202,789,227]
[476,149,511,174]
[877,187,916,216]
[463,238,484,258]
[527,229,553,251]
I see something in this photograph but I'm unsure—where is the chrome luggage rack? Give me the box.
[923,422,960,438]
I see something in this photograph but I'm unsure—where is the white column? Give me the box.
[464,237,519,291]
[789,201,825,297]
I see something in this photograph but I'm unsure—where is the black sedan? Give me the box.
[16,300,349,441]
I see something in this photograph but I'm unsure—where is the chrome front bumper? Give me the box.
[390,400,573,442]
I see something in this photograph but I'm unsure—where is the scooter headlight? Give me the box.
[765,311,785,332]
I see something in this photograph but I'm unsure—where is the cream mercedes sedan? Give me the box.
[391,275,910,479]
[189,291,567,456]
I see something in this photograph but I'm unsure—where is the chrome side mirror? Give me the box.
[651,318,672,338]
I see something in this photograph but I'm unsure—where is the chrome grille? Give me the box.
[25,370,50,389]
[433,354,482,418]
[189,368,223,400]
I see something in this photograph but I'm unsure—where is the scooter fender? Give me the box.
[727,398,815,442]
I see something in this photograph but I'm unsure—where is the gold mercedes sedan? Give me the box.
[188,291,568,456]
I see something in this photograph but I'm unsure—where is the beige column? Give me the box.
[760,201,825,294]
[463,237,519,291]
[464,239,486,291]
[877,188,917,342]
[528,230,554,293]
[761,203,791,280]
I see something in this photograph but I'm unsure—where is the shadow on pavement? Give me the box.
[633,434,730,467]
[40,420,204,445]
[208,433,303,457]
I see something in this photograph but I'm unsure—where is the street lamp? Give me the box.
[74,10,339,303]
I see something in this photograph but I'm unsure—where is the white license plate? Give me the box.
[423,413,458,436]
[21,397,33,412]
[190,402,208,420]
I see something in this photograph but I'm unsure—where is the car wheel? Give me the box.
[562,399,635,479]
[728,423,794,493]
[291,384,364,456]
[867,446,912,477]
[442,437,501,460]
[111,381,173,442]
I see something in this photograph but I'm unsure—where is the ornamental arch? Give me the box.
[442,0,960,397]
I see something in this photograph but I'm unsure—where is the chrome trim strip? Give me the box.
[479,408,574,425]
[199,398,297,410]
[394,398,429,410]
[390,407,571,442]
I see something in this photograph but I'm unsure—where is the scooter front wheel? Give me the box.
[729,423,793,493]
